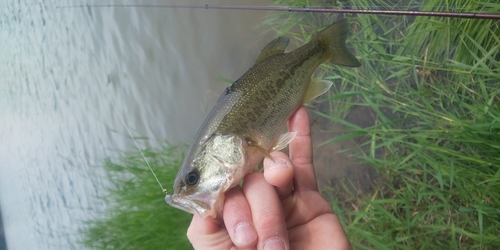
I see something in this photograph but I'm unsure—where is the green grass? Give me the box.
[268,0,500,248]
[79,144,192,249]
[80,1,499,249]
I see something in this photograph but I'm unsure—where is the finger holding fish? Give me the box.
[242,172,290,250]
[262,106,312,198]
[187,214,233,250]
[188,173,290,249]
[288,106,317,192]
[187,186,257,249]
[222,186,258,248]
[263,151,294,197]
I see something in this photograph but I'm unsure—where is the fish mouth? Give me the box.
[165,193,216,218]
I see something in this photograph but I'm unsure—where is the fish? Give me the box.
[165,18,361,219]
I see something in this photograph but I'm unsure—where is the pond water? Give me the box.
[0,0,276,249]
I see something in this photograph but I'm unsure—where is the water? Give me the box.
[0,0,273,249]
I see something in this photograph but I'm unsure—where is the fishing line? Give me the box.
[57,4,500,19]
[102,88,168,194]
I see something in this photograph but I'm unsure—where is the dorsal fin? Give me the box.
[254,36,290,65]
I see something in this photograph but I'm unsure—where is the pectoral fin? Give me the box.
[272,132,297,151]
[247,140,275,162]
[304,79,333,102]
[247,132,297,162]
[254,36,290,65]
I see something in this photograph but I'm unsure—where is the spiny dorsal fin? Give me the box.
[254,36,290,65]
[304,79,333,102]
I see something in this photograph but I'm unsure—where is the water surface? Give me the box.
[0,0,273,248]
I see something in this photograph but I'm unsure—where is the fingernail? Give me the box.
[264,237,286,250]
[234,222,257,246]
[268,158,290,170]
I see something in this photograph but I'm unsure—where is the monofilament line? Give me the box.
[103,89,167,194]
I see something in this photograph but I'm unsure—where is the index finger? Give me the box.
[288,106,318,192]
[187,215,233,250]
[243,172,290,250]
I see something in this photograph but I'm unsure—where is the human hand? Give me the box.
[187,106,352,249]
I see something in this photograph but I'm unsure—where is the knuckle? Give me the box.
[257,209,283,229]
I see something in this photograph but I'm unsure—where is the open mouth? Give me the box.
[165,194,195,214]
[165,193,212,216]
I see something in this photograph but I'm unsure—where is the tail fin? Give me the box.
[318,19,361,67]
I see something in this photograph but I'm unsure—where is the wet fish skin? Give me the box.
[165,19,361,219]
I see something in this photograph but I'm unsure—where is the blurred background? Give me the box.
[1,0,274,248]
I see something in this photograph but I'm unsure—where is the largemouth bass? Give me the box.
[165,19,361,219]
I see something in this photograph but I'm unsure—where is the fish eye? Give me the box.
[184,169,200,186]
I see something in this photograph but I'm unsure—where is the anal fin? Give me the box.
[304,79,333,102]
